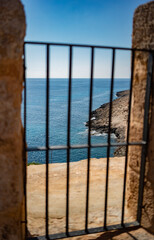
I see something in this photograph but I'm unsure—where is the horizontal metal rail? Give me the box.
[27,221,139,240]
[26,141,146,152]
[24,41,154,52]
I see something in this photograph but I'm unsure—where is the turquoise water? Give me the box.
[23,78,130,163]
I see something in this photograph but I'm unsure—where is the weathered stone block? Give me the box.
[127,1,154,233]
[0,0,26,239]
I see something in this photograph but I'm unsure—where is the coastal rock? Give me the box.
[116,90,129,98]
[86,90,129,156]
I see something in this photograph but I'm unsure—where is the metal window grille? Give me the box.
[23,41,154,240]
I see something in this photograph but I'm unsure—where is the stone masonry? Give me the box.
[127,1,154,233]
[0,0,26,239]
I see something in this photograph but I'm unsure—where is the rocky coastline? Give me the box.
[85,90,129,156]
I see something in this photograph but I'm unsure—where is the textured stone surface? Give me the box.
[27,159,154,240]
[85,90,129,156]
[86,92,129,141]
[127,1,154,234]
[0,0,26,239]
[27,158,134,237]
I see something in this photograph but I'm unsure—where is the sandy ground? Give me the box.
[27,157,138,238]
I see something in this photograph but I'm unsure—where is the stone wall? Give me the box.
[127,1,154,233]
[0,0,26,239]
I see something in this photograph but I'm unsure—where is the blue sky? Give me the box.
[21,0,150,78]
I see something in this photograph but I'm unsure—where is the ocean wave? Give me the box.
[91,130,103,136]
[91,130,98,135]
[78,129,88,135]
[110,133,117,138]
[78,129,100,136]
[78,129,117,139]
[77,129,117,138]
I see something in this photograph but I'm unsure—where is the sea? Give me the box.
[22,78,130,164]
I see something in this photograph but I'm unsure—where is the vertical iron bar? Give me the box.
[137,52,153,223]
[46,44,50,239]
[104,49,115,228]
[85,47,94,232]
[121,50,135,225]
[66,46,73,236]
[23,43,27,238]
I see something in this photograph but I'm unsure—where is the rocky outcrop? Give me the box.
[86,90,129,156]
[116,90,129,98]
